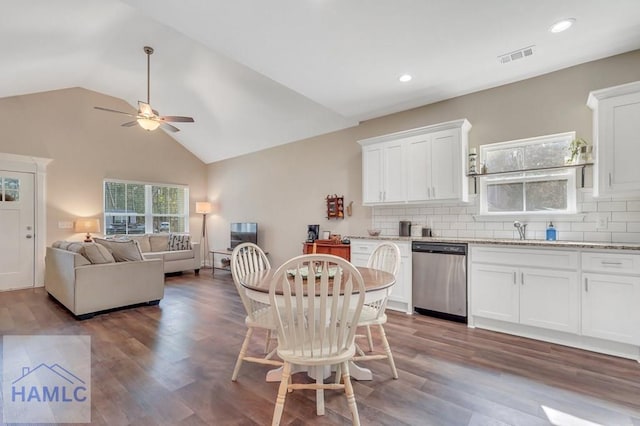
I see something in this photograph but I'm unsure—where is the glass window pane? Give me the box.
[4,178,19,191]
[126,184,145,214]
[105,182,126,213]
[5,190,19,202]
[152,216,185,234]
[487,182,523,212]
[152,186,185,215]
[105,215,127,235]
[485,147,523,173]
[525,180,568,211]
[523,140,569,169]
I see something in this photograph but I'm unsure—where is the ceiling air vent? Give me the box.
[498,45,535,64]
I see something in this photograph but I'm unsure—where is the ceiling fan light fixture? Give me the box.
[137,117,160,131]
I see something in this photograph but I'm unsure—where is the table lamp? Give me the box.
[75,218,100,242]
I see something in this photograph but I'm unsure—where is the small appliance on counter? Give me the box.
[399,221,412,237]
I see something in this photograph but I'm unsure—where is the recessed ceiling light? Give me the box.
[550,18,575,33]
[399,74,412,83]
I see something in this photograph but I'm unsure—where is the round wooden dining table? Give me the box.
[239,266,396,381]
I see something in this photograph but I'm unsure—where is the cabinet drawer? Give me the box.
[582,252,640,275]
[350,240,410,257]
[471,246,578,270]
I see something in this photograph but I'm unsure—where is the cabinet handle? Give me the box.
[608,173,612,187]
[432,187,435,198]
[601,261,623,265]
[513,272,517,285]
[521,272,524,285]
[584,277,589,292]
[427,187,431,199]
[379,191,382,201]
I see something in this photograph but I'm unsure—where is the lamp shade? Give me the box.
[74,218,100,234]
[137,117,160,131]
[195,202,212,214]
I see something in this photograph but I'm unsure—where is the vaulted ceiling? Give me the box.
[4,1,640,163]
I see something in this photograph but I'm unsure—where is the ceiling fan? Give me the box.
[94,46,194,132]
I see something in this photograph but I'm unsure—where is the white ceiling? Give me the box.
[3,1,640,164]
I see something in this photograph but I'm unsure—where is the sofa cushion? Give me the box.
[149,234,169,252]
[142,252,163,261]
[83,243,116,264]
[162,250,194,262]
[125,235,152,253]
[169,233,192,251]
[94,238,143,262]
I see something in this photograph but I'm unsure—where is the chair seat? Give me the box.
[277,344,356,367]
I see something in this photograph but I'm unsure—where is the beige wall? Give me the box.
[208,50,640,267]
[0,87,208,245]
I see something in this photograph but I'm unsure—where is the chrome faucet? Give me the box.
[513,221,527,240]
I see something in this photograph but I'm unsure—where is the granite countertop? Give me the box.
[348,235,640,251]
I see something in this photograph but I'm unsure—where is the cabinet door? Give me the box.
[387,254,412,313]
[470,264,519,323]
[430,129,460,200]
[382,141,406,203]
[406,136,431,201]
[582,273,640,345]
[596,91,640,197]
[519,268,579,333]
[362,145,383,203]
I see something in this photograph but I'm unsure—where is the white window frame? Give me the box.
[478,132,577,216]
[103,179,190,234]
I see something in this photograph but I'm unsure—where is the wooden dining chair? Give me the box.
[269,254,365,426]
[353,242,401,379]
[230,242,282,381]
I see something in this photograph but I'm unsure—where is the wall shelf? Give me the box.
[467,162,593,193]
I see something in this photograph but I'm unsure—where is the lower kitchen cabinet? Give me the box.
[471,259,579,333]
[470,244,640,360]
[581,273,640,345]
[350,239,412,313]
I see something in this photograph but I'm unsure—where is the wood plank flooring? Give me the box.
[1,271,639,425]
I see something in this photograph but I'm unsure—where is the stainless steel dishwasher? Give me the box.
[412,241,467,323]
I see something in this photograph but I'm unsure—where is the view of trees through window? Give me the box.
[104,181,188,235]
[480,132,576,214]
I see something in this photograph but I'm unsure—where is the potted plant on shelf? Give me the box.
[566,137,591,164]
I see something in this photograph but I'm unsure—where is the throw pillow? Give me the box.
[94,238,143,262]
[169,233,192,251]
[83,243,116,264]
[149,234,170,252]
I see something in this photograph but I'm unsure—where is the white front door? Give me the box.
[0,171,35,290]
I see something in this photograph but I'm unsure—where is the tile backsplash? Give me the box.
[372,189,640,243]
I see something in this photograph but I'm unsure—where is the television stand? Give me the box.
[210,249,233,276]
[210,248,269,276]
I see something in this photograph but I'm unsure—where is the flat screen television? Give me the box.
[229,222,258,250]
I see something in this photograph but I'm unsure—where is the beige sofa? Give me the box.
[45,243,164,319]
[114,234,201,274]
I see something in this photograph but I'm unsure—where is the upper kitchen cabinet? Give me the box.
[587,81,640,198]
[359,119,471,205]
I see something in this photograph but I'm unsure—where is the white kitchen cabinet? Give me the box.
[406,129,462,201]
[350,239,412,314]
[581,251,640,345]
[587,80,640,197]
[470,246,580,334]
[361,141,405,204]
[470,263,519,323]
[359,119,470,205]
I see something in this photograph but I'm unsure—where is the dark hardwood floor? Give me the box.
[1,271,639,425]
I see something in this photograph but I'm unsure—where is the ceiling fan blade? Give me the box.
[160,122,180,132]
[121,121,138,127]
[159,116,195,123]
[138,101,154,117]
[94,106,135,117]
